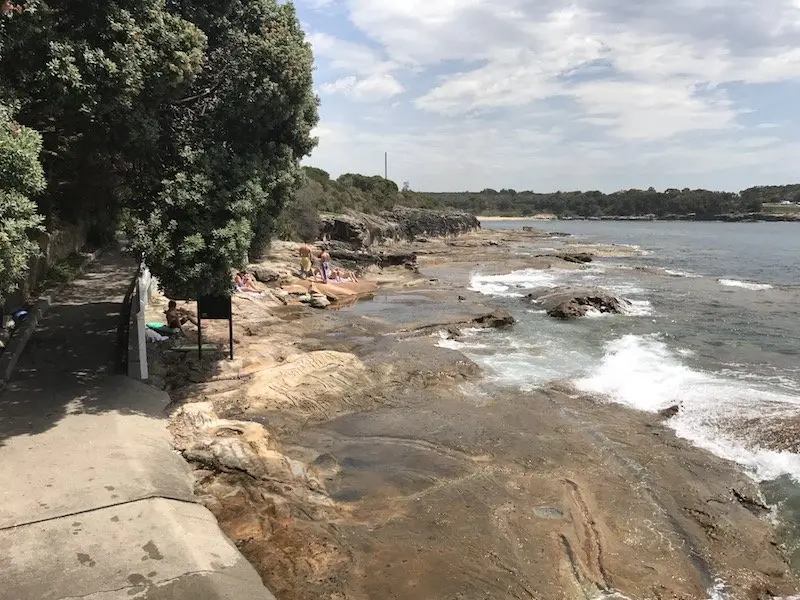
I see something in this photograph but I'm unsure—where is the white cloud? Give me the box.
[298,0,337,9]
[573,81,738,140]
[319,73,404,101]
[300,0,800,189]
[347,0,800,137]
[308,32,404,101]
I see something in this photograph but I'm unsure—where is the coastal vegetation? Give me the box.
[277,168,800,238]
[424,185,800,218]
[0,0,318,301]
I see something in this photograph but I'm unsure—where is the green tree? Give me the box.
[127,0,318,296]
[1,0,318,298]
[0,103,45,305]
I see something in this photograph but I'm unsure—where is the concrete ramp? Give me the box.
[0,498,273,600]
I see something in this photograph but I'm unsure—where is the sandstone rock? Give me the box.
[384,207,480,240]
[320,208,480,250]
[472,309,515,329]
[309,293,330,309]
[529,288,629,319]
[244,350,368,417]
[172,402,325,492]
[251,266,282,283]
[328,247,417,268]
[319,212,402,249]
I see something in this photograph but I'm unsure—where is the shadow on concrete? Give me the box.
[0,250,154,446]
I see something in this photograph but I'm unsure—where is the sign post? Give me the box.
[196,295,234,361]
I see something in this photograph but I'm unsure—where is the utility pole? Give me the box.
[384,152,388,179]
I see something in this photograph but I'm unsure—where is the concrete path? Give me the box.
[0,250,274,599]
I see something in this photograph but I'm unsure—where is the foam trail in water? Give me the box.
[469,269,561,296]
[574,334,800,482]
[665,269,702,278]
[718,278,773,291]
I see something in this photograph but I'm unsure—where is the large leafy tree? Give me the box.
[0,0,318,298]
[0,104,45,306]
[0,0,207,228]
[0,7,44,307]
[129,0,318,297]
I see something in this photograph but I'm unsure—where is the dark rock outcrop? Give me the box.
[320,208,480,250]
[319,213,402,250]
[537,252,593,264]
[384,207,480,239]
[528,288,629,320]
[659,405,680,419]
[472,309,515,329]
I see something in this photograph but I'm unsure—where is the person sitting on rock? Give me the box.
[234,271,262,294]
[165,300,197,334]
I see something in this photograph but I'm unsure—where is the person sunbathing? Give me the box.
[327,268,359,284]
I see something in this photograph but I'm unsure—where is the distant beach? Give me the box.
[477,214,556,221]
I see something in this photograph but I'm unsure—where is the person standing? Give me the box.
[299,242,313,279]
[320,246,331,283]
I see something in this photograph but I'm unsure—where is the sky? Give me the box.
[295,0,800,193]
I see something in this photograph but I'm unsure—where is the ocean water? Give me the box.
[445,220,800,485]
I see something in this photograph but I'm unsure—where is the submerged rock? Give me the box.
[528,288,629,320]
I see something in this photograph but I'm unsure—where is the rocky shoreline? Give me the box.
[148,227,799,600]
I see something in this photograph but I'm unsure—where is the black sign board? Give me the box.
[196,295,234,360]
[198,295,232,319]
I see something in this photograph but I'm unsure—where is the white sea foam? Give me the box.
[574,334,800,482]
[607,282,647,296]
[620,299,654,317]
[718,278,773,291]
[665,269,702,278]
[707,579,730,600]
[469,269,561,296]
[435,328,488,351]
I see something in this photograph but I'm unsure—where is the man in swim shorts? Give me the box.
[320,246,331,283]
[299,242,313,279]
[165,300,197,335]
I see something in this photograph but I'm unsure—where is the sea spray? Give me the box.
[575,334,800,482]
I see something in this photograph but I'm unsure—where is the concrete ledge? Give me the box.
[0,497,276,600]
[0,247,105,393]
